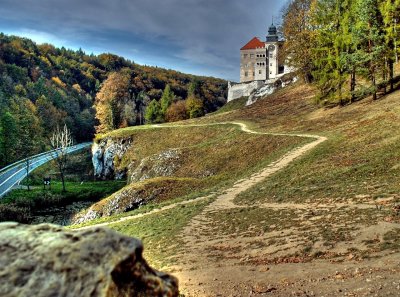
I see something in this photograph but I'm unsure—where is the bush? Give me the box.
[0,204,31,223]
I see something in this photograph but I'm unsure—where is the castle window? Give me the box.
[270,54,273,58]
[243,54,248,58]
[245,71,248,77]
[250,54,254,58]
[259,70,262,74]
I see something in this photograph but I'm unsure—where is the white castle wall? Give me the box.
[227,81,265,102]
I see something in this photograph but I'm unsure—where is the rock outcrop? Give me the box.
[246,75,298,106]
[92,137,133,180]
[129,149,181,182]
[0,222,179,297]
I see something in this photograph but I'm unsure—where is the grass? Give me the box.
[106,196,213,269]
[2,181,126,206]
[212,96,248,114]
[68,81,400,271]
[193,84,400,205]
[80,123,309,221]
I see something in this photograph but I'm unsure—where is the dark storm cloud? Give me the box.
[0,0,284,80]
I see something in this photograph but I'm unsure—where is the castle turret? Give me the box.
[266,23,279,42]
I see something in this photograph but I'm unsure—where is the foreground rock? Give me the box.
[0,222,179,297]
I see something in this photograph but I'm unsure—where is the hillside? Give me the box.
[0,33,227,167]
[69,82,400,296]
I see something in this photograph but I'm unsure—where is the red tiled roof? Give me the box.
[241,37,265,50]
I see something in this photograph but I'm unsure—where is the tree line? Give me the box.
[0,34,227,167]
[281,0,400,105]
[94,70,210,133]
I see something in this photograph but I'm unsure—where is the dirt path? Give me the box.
[76,122,326,230]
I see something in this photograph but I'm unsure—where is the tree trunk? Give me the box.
[372,74,377,100]
[389,58,394,92]
[59,163,66,192]
[61,171,66,193]
[350,67,356,103]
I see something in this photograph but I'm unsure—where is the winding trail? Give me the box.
[76,122,327,229]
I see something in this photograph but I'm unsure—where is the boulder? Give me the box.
[0,222,179,297]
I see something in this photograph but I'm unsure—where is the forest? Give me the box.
[0,34,227,167]
[281,0,400,105]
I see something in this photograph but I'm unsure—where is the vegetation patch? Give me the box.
[85,124,309,221]
[107,197,212,269]
[212,96,248,114]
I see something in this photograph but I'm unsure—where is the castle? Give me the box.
[227,24,290,102]
[240,23,285,83]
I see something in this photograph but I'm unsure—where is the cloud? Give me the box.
[0,0,284,80]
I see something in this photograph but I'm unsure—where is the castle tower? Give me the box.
[266,23,280,79]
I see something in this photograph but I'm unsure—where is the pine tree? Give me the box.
[186,95,204,119]
[160,84,174,116]
[380,0,400,91]
[144,99,163,124]
[355,0,386,100]
[312,0,349,104]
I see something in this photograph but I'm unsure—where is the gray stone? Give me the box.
[92,138,133,180]
[0,222,179,297]
[129,149,181,183]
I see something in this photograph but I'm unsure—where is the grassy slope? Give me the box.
[215,84,400,205]
[75,83,400,271]
[80,124,308,223]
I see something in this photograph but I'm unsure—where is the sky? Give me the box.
[0,0,285,81]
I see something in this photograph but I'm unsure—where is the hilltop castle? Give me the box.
[228,24,292,102]
[240,23,285,83]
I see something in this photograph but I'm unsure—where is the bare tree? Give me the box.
[50,125,73,192]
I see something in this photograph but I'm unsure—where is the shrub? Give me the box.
[0,204,31,223]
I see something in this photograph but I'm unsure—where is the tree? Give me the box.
[35,95,66,137]
[0,112,18,166]
[355,0,386,100]
[144,99,163,124]
[166,100,188,122]
[10,98,42,190]
[95,70,131,133]
[282,0,316,83]
[188,79,202,97]
[380,0,400,91]
[50,125,73,192]
[160,84,175,116]
[186,95,204,119]
[311,0,353,104]
[135,91,151,125]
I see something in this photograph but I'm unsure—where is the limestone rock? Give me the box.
[92,137,133,180]
[0,222,179,297]
[129,149,181,182]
